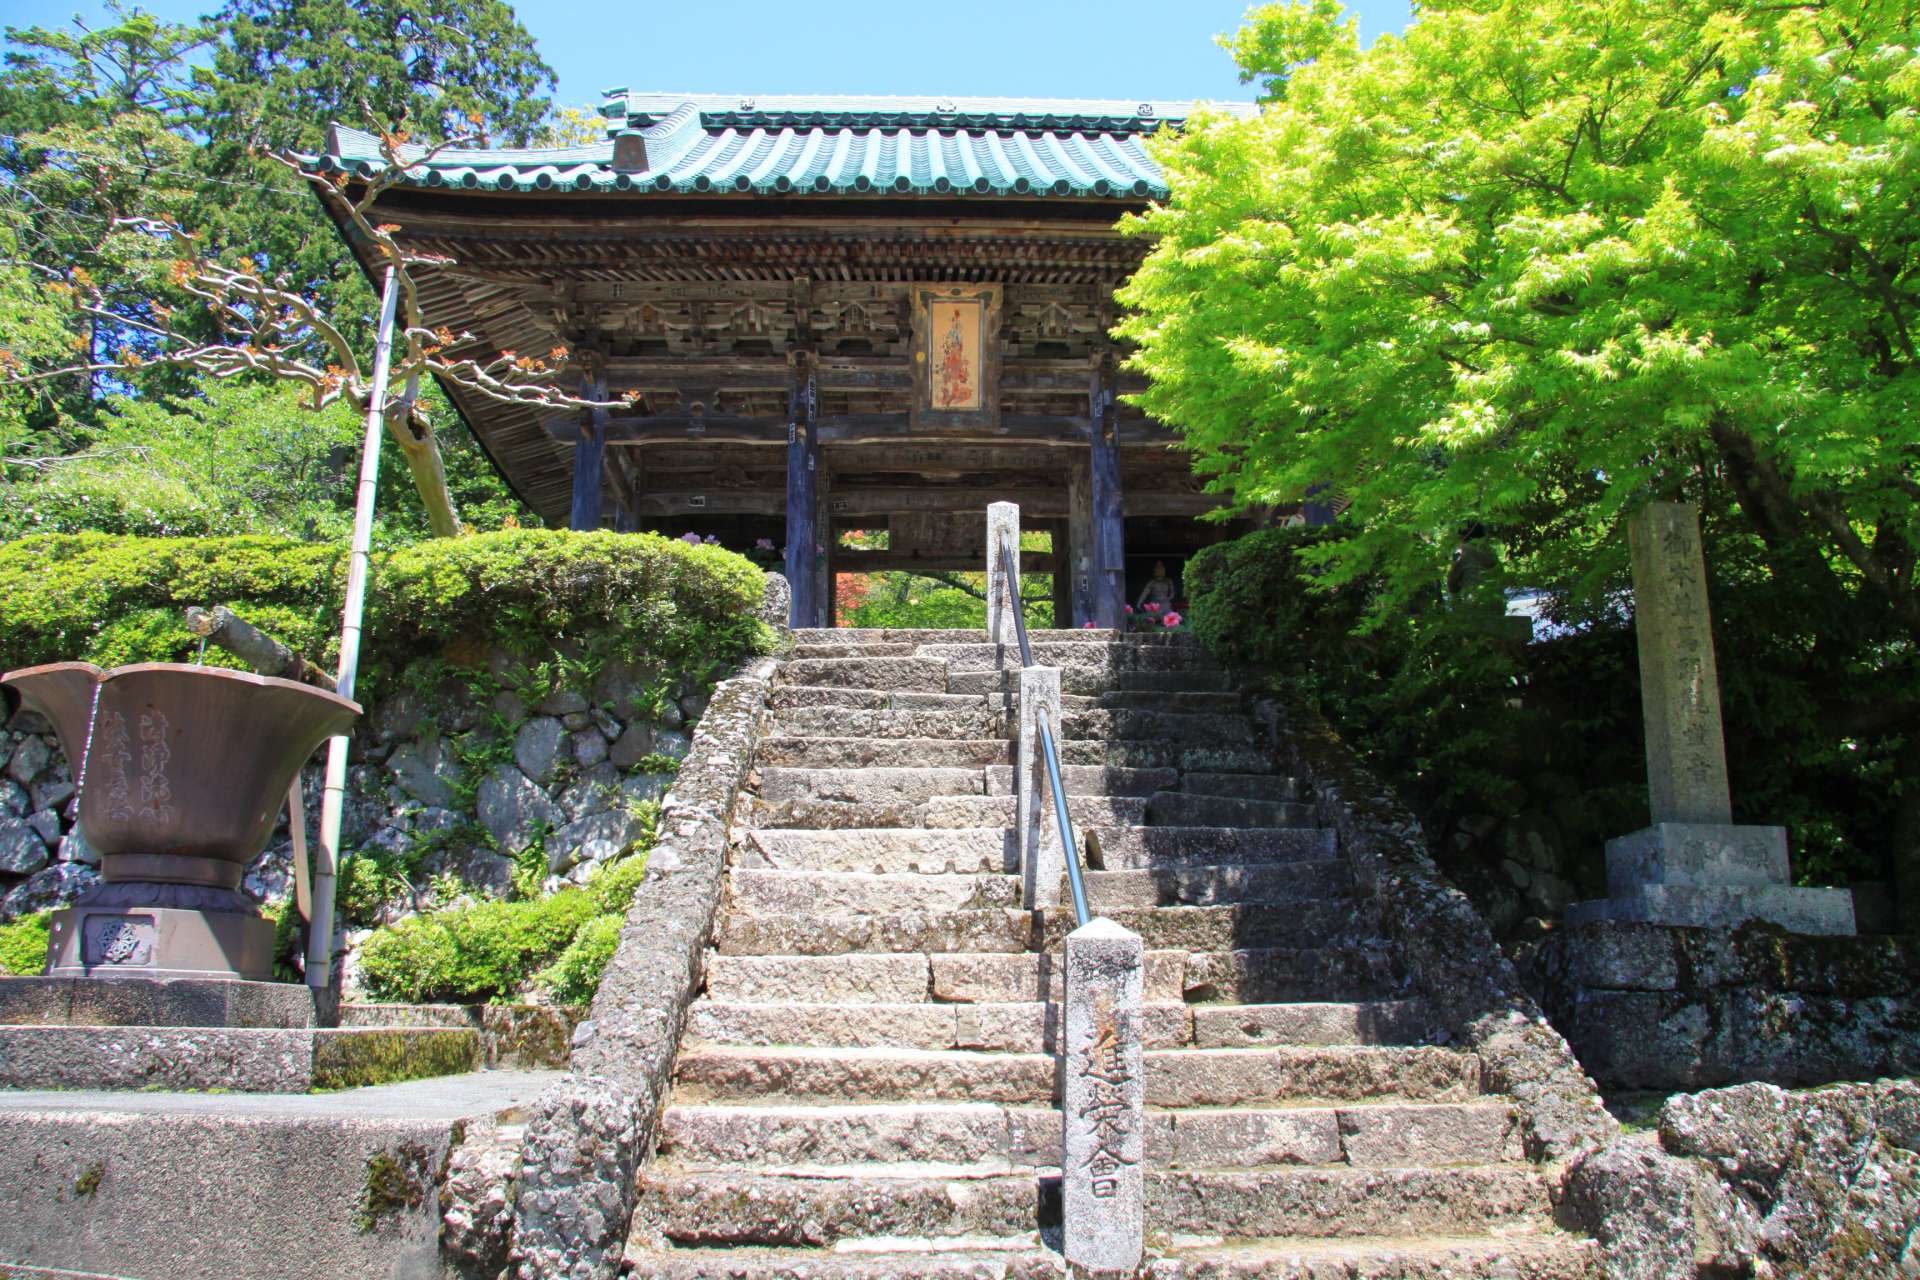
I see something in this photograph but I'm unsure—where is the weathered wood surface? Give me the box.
[185,607,337,691]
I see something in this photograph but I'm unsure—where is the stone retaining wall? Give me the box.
[1566,1078,1920,1279]
[506,654,778,1280]
[1516,920,1920,1091]
[2,640,725,983]
[1256,695,1618,1162]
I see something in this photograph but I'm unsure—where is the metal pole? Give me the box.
[307,264,401,990]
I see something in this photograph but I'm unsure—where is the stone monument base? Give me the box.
[1566,822,1855,936]
[46,905,277,982]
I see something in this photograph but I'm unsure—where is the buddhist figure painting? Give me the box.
[911,283,1001,430]
[930,297,982,411]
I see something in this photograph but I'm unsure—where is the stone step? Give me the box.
[672,1046,1058,1105]
[1190,1001,1429,1048]
[920,641,1222,673]
[631,1168,1047,1248]
[706,943,1397,1006]
[1147,1233,1600,1280]
[715,899,1374,957]
[1086,864,1355,910]
[1094,689,1243,713]
[951,667,1226,697]
[1056,740,1277,774]
[1113,669,1235,692]
[789,641,918,658]
[1149,791,1314,828]
[729,869,1022,915]
[1036,900,1377,953]
[1147,1046,1479,1107]
[624,1246,1062,1280]
[703,951,1177,1006]
[751,768,986,826]
[924,795,1146,828]
[671,1044,1478,1107]
[684,999,1428,1053]
[626,1234,1598,1280]
[770,705,1010,740]
[685,1000,1194,1052]
[738,827,1017,874]
[1061,709,1254,746]
[0,1024,481,1093]
[781,656,952,692]
[726,864,1355,918]
[985,764,1179,797]
[770,685,991,712]
[655,1098,1519,1170]
[630,1165,1548,1249]
[757,736,1012,768]
[1181,946,1404,1004]
[1148,1166,1554,1238]
[1084,825,1336,870]
[1183,771,1303,801]
[716,907,1035,956]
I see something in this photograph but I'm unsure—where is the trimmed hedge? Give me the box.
[0,528,772,695]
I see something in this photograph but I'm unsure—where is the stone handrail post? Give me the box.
[984,502,1145,1271]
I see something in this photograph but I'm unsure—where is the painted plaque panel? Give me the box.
[911,284,1002,431]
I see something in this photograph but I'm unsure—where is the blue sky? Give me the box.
[5,0,1414,109]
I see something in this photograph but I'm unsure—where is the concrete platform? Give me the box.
[0,1070,559,1280]
[0,1024,482,1092]
[0,975,326,1028]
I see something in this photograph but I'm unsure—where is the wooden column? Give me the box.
[784,357,820,628]
[1050,518,1073,628]
[571,365,608,531]
[816,456,835,628]
[1089,354,1126,629]
[1068,454,1094,626]
[612,451,641,533]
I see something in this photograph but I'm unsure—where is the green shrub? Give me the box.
[532,913,622,1005]
[589,853,650,915]
[0,529,771,701]
[354,889,600,1004]
[0,911,51,976]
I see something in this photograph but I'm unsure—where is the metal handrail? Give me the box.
[998,533,1093,927]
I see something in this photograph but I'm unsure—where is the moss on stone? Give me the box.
[355,1143,431,1234]
[312,1028,479,1091]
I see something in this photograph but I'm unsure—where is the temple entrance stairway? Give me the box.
[624,628,1597,1279]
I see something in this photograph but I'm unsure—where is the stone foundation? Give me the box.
[1517,919,1920,1090]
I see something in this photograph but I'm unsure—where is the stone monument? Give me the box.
[1062,917,1144,1272]
[1565,503,1854,935]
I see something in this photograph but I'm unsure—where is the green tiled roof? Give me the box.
[316,90,1253,200]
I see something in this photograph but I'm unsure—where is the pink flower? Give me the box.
[1082,621,1098,629]
[1124,605,1134,615]
[1144,601,1161,613]
[1163,612,1183,628]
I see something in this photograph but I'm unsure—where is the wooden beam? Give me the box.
[837,551,1058,574]
[571,365,609,531]
[629,487,1220,519]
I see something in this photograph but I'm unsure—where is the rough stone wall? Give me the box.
[1,642,719,982]
[1516,920,1920,1091]
[1256,695,1619,1162]
[508,655,777,1280]
[1567,1079,1920,1279]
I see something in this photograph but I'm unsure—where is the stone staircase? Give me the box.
[626,628,1596,1278]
